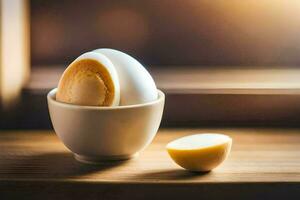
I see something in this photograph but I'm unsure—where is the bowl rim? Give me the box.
[47,88,165,110]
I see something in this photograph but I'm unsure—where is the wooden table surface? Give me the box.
[0,128,300,199]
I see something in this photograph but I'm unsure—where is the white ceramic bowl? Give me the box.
[47,88,165,164]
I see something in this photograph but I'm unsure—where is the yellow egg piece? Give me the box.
[166,133,232,172]
[57,52,120,106]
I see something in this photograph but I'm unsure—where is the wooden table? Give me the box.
[0,128,300,199]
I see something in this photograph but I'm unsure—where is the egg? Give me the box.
[93,48,157,106]
[56,52,120,106]
[166,133,232,172]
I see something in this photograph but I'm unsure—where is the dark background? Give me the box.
[30,0,300,67]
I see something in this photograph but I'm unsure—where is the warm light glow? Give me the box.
[0,0,30,108]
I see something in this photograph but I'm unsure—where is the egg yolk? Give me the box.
[57,59,115,106]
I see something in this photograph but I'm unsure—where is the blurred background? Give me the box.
[31,0,300,67]
[1,0,300,129]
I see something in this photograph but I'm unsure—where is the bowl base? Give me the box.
[74,153,138,164]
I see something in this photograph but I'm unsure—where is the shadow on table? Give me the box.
[132,169,211,181]
[0,152,129,179]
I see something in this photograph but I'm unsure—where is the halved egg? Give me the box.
[166,133,232,172]
[56,52,120,106]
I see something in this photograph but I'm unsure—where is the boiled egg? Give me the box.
[57,49,157,107]
[166,133,232,172]
[56,52,120,106]
[93,48,157,106]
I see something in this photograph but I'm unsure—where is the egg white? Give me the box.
[93,48,158,106]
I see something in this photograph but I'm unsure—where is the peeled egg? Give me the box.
[93,48,157,106]
[166,134,232,172]
[56,52,120,106]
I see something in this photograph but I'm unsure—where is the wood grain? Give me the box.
[0,128,300,199]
